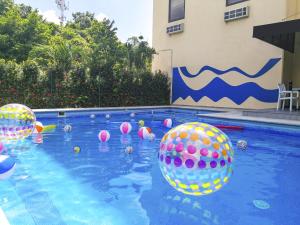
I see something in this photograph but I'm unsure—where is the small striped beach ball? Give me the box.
[98,130,110,142]
[120,122,132,135]
[138,127,151,140]
[163,118,173,128]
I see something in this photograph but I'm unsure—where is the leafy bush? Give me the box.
[0,2,170,108]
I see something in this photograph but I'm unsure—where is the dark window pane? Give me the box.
[226,0,247,6]
[169,0,185,22]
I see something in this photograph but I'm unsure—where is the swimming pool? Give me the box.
[0,108,300,225]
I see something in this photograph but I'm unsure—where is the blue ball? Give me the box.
[0,155,16,180]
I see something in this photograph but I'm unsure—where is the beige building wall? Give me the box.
[153,0,290,109]
[287,0,300,20]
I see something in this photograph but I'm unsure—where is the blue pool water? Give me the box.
[0,108,300,225]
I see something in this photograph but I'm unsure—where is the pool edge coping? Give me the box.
[32,105,300,127]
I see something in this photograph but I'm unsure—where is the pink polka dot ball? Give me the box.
[159,122,234,196]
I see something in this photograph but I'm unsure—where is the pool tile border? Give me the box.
[32,105,300,127]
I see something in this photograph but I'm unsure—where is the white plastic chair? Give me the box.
[277,84,299,112]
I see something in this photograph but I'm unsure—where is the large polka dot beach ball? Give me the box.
[0,104,36,141]
[138,127,151,140]
[120,122,132,135]
[159,122,234,196]
[98,130,110,142]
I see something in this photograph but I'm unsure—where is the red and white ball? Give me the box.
[98,130,110,142]
[138,127,152,140]
[163,118,173,128]
[120,122,132,134]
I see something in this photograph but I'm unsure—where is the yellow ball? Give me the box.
[73,146,81,153]
[138,120,145,127]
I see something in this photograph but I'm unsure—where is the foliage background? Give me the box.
[0,0,170,108]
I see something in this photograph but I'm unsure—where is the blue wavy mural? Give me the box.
[179,58,281,78]
[172,69,279,104]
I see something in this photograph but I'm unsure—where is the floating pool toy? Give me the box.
[90,114,96,119]
[0,104,36,141]
[125,146,134,154]
[163,118,173,128]
[159,122,234,196]
[120,122,132,134]
[98,130,110,142]
[237,140,247,150]
[34,121,44,133]
[138,127,151,140]
[105,114,111,120]
[130,112,135,118]
[73,146,81,153]
[0,142,4,153]
[64,124,72,133]
[215,125,244,130]
[0,155,16,180]
[138,120,145,127]
[42,125,56,133]
[253,200,270,210]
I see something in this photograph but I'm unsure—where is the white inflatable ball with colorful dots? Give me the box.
[0,104,36,141]
[237,140,247,150]
[64,124,72,133]
[158,122,234,196]
[130,112,135,118]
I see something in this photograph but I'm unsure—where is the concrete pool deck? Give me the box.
[197,110,300,126]
[32,105,300,127]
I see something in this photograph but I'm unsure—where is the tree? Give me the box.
[126,36,155,71]
[0,0,13,16]
[0,0,169,108]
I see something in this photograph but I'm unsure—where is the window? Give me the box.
[169,0,185,23]
[226,0,248,6]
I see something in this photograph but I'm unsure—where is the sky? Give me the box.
[14,0,153,44]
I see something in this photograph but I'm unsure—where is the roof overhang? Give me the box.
[253,19,300,53]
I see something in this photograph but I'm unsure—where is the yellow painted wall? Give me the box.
[153,0,288,109]
[286,0,300,20]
